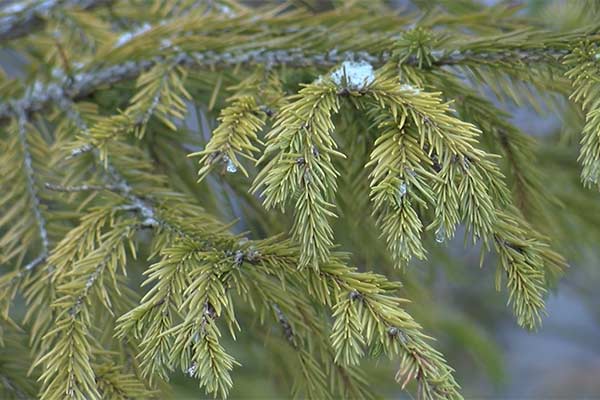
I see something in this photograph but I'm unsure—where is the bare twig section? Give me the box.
[14,105,49,270]
[44,182,125,192]
[0,0,113,42]
[273,304,297,348]
[23,252,47,272]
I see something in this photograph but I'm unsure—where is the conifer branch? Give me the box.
[564,42,600,189]
[253,81,344,269]
[252,61,565,331]
[115,243,198,380]
[365,106,434,268]
[38,221,137,400]
[94,363,154,399]
[0,51,382,124]
[192,70,285,180]
[254,243,461,399]
[193,96,266,180]
[241,260,374,399]
[319,265,460,399]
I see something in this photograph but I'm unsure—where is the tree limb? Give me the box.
[0,46,569,125]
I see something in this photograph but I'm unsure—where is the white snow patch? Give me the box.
[217,4,235,17]
[430,50,444,60]
[160,39,172,49]
[331,60,375,90]
[114,23,152,48]
[27,80,44,97]
[51,67,66,80]
[399,83,421,95]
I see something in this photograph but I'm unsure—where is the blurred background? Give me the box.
[2,0,600,398]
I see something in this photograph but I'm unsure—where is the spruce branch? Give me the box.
[37,221,137,400]
[365,105,434,268]
[253,80,344,269]
[330,291,366,366]
[195,96,265,177]
[367,65,507,244]
[240,262,373,399]
[50,99,161,229]
[94,362,155,399]
[105,187,397,399]
[162,246,242,399]
[273,311,332,399]
[115,242,200,380]
[451,81,554,222]
[319,266,460,399]
[253,242,461,399]
[492,208,565,330]
[564,42,600,189]
[66,61,191,159]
